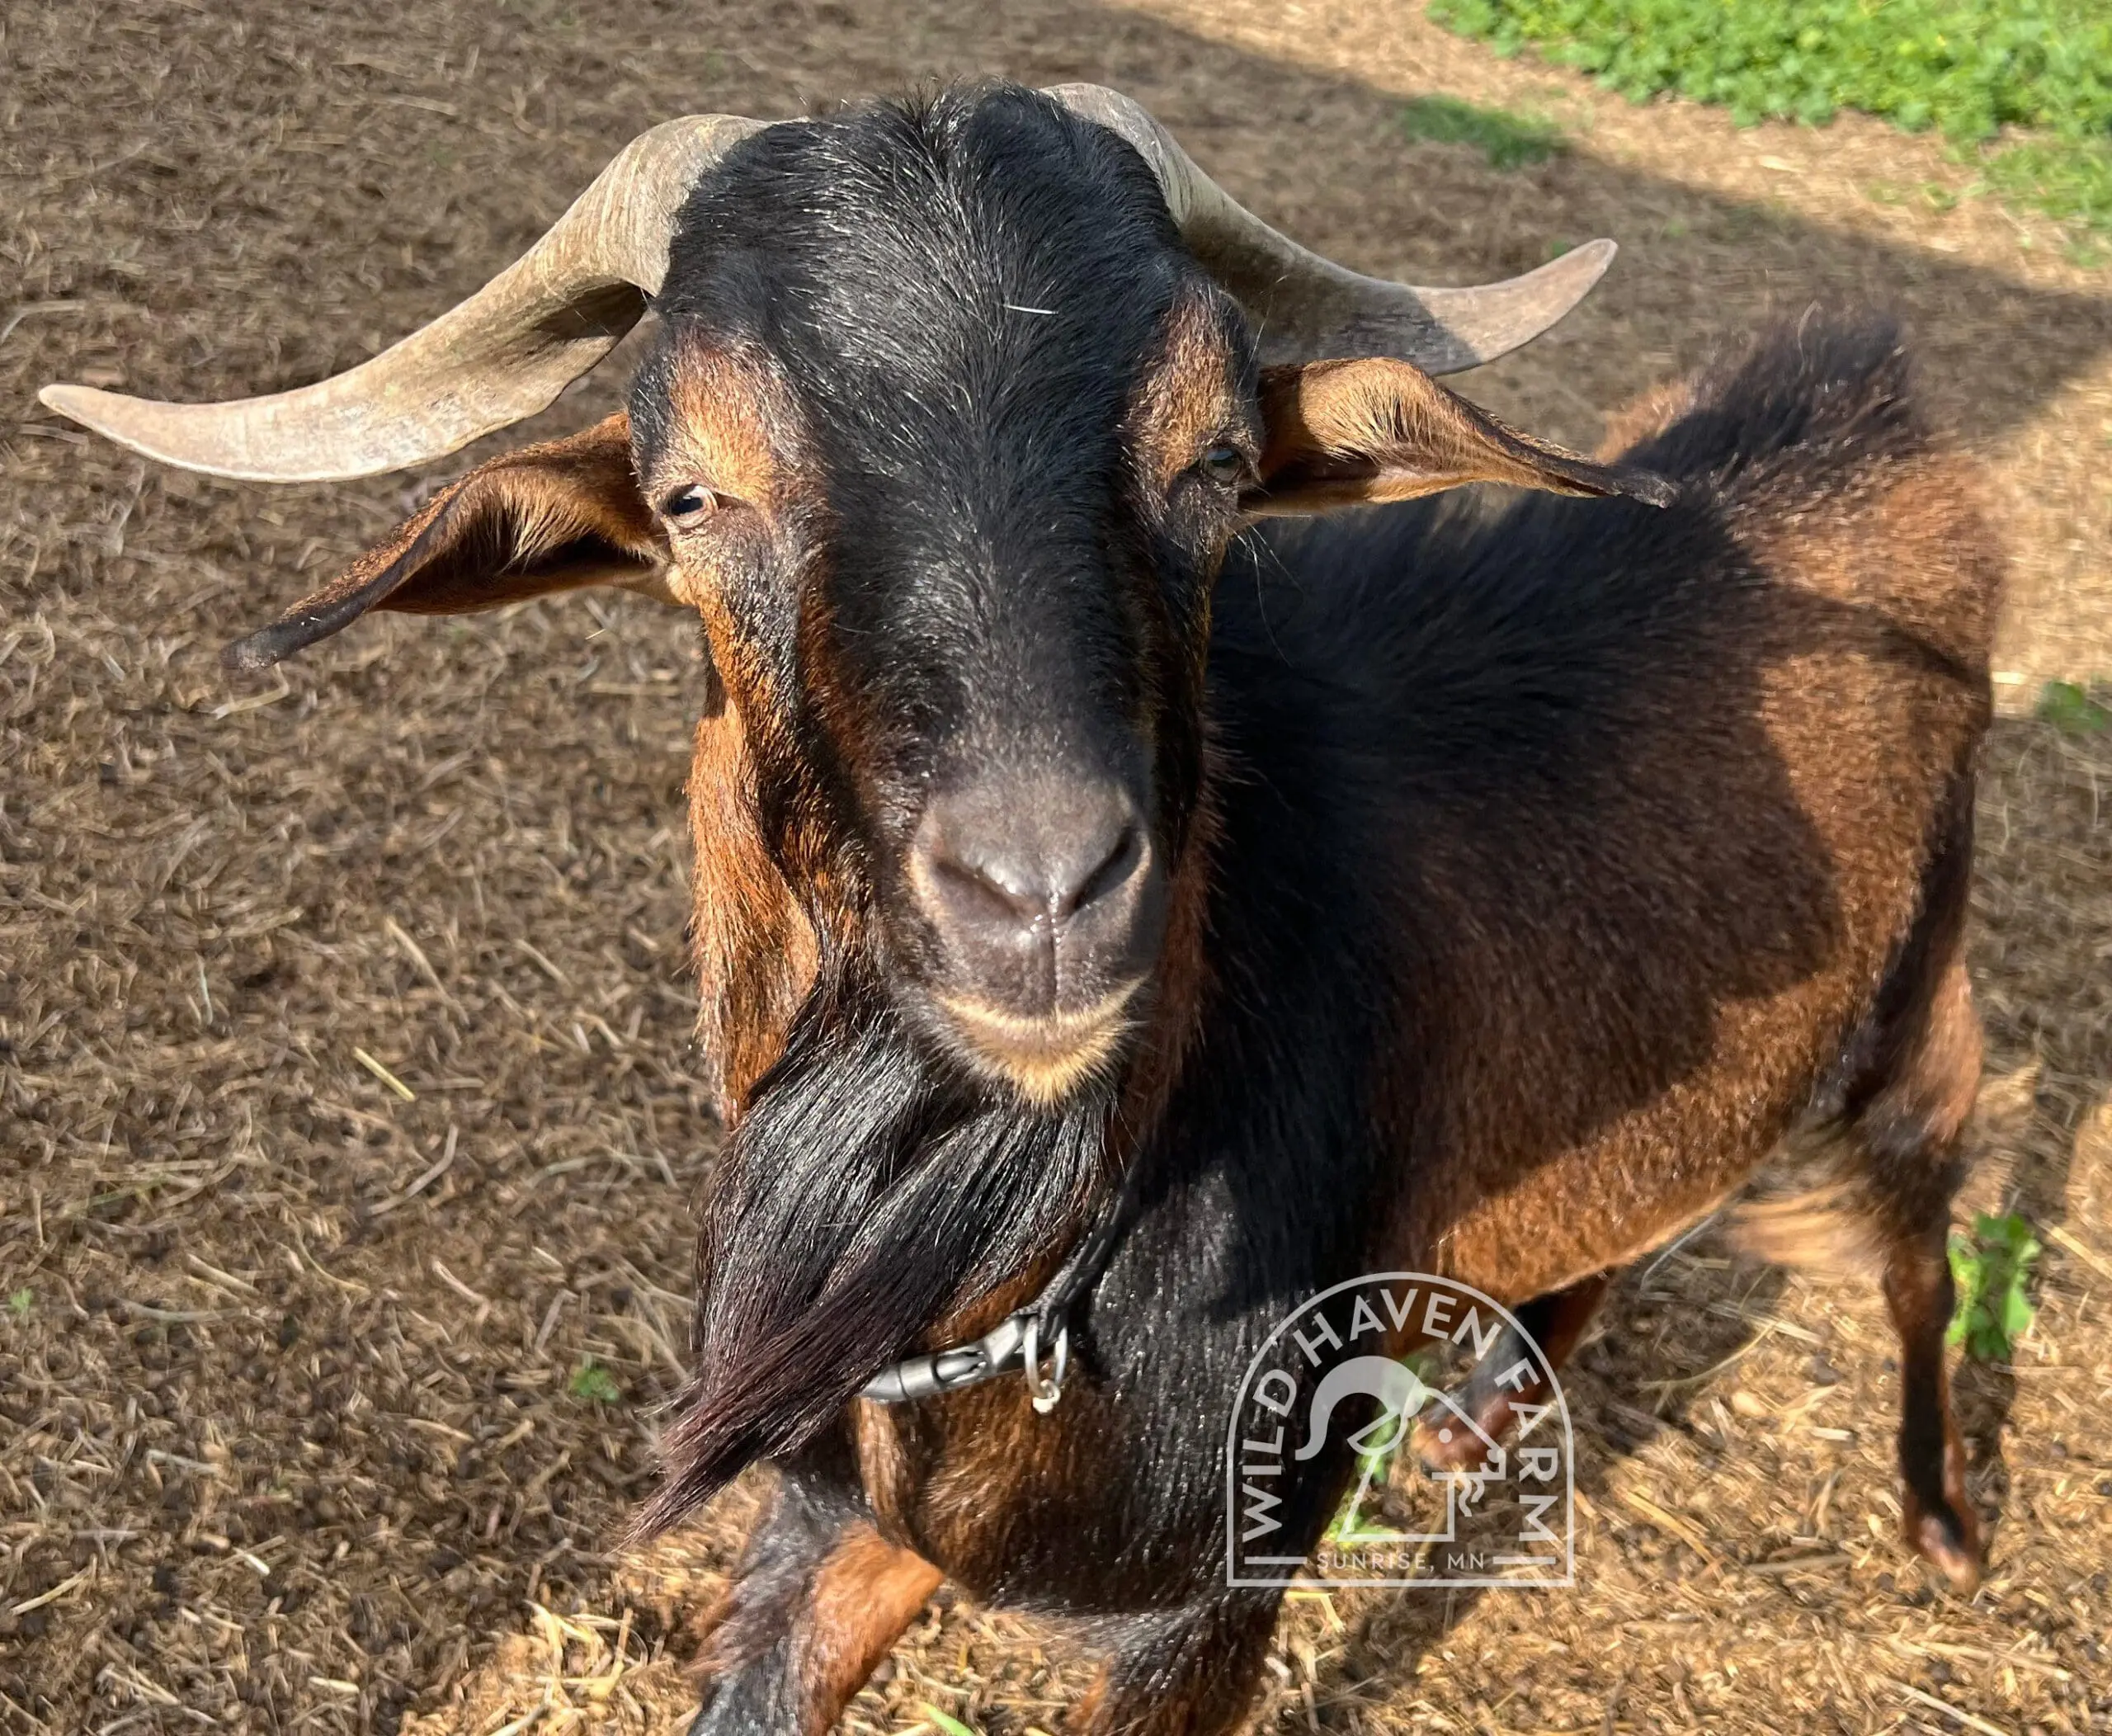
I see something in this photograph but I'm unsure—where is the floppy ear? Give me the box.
[224,412,675,671]
[1247,358,1676,517]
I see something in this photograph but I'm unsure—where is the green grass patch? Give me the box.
[1427,0,2112,237]
[6,1288,31,1321]
[1948,1211,2041,1361]
[566,1357,625,1404]
[1984,134,2112,236]
[2036,678,2111,734]
[1400,94,1566,168]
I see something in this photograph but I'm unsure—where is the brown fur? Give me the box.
[637,337,855,1120]
[1736,962,1981,1281]
[793,1530,944,1731]
[1592,376,1702,462]
[851,1399,920,1546]
[353,413,672,614]
[1733,1171,1888,1277]
[694,1515,942,1736]
[1124,291,1252,497]
[224,413,675,670]
[646,339,807,524]
[1375,407,1996,1305]
[686,701,821,1119]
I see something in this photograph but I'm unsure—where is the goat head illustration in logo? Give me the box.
[1294,1356,1431,1461]
[1293,1353,1504,1479]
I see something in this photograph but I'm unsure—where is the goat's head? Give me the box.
[45,83,1666,1121]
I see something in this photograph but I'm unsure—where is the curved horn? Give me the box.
[38,115,763,482]
[43,87,1606,481]
[1045,84,1612,375]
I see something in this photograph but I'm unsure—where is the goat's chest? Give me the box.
[848,1162,1367,1611]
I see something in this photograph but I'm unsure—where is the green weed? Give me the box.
[1985,134,2112,234]
[566,1357,625,1404]
[1947,1211,2041,1361]
[2036,679,2111,734]
[1401,95,1566,169]
[919,1705,981,1736]
[6,1288,31,1320]
[1323,1351,1440,1543]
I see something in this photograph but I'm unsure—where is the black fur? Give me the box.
[636,85,1212,840]
[639,968,1113,1536]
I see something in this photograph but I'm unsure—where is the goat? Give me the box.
[46,83,1999,1736]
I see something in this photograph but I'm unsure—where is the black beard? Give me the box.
[636,965,1115,1537]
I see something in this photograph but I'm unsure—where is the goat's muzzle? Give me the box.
[910,772,1165,1104]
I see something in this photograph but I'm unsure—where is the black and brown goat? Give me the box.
[47,83,2000,1736]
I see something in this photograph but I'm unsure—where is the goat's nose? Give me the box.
[931,800,1139,927]
[912,776,1157,1010]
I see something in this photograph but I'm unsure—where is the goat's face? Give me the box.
[630,96,1252,1106]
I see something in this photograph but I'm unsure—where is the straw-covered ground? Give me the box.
[2,1,2109,1732]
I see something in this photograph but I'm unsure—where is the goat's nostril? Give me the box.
[912,777,1166,1031]
[914,781,1150,945]
[1062,822,1143,922]
[930,851,1052,928]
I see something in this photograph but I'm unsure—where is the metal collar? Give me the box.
[859,1158,1143,1413]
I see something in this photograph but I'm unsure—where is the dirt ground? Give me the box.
[3,1,2110,1733]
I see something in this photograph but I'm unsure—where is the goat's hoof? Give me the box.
[1905,1500,1982,1596]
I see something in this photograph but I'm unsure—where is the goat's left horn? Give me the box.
[39,114,763,482]
[1045,84,1611,375]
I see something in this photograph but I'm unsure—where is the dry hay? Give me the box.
[2,1,2109,1734]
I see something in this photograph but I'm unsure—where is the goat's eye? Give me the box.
[1195,444,1248,488]
[662,484,718,522]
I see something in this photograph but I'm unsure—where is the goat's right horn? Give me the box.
[1046,84,1612,375]
[39,115,763,483]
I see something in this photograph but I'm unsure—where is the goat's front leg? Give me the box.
[1069,1592,1283,1736]
[689,1443,941,1736]
[1412,1275,1608,1470]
